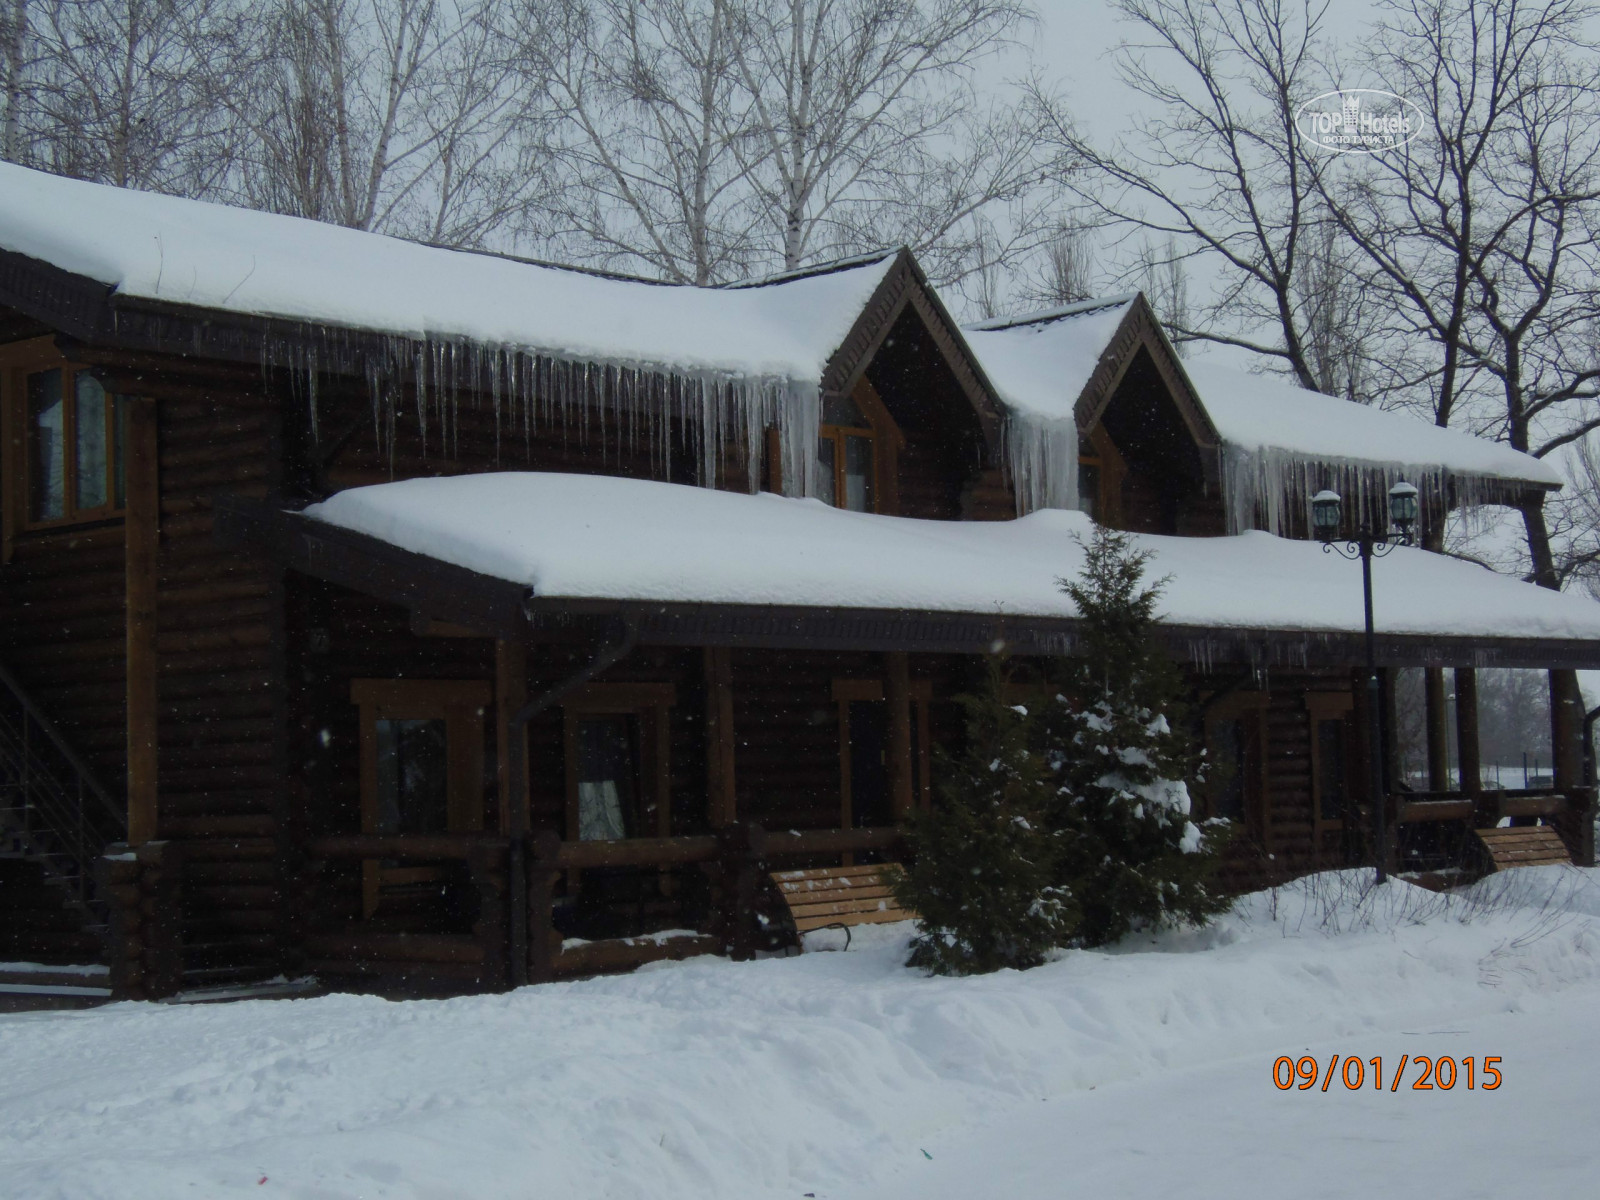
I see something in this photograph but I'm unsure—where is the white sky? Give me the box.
[1009,0,1385,369]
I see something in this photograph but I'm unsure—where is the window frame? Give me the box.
[1201,690,1272,850]
[351,678,491,918]
[1,338,128,537]
[816,378,903,515]
[1306,691,1357,833]
[560,683,677,847]
[830,677,934,832]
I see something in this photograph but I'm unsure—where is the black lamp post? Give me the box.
[1311,482,1419,884]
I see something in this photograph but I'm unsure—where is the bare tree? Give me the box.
[518,0,761,283]
[1293,215,1370,397]
[1310,0,1600,584]
[1009,219,1098,310]
[1,0,27,162]
[22,0,245,192]
[729,0,1053,278]
[1137,236,1191,342]
[1033,0,1332,388]
[227,0,542,246]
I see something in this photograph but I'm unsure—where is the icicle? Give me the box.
[1220,446,1471,537]
[1001,411,1079,514]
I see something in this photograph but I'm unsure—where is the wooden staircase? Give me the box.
[0,658,125,968]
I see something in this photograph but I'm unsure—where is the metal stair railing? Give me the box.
[0,658,126,918]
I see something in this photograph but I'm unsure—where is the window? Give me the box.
[575,715,639,841]
[831,678,934,832]
[1307,693,1357,827]
[374,718,449,834]
[1208,717,1249,821]
[352,679,490,918]
[1316,720,1347,821]
[4,342,128,529]
[817,392,876,512]
[562,683,675,844]
[1202,691,1270,847]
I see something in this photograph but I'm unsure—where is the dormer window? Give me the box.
[818,393,877,512]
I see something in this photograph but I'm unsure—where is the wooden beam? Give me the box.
[885,652,914,820]
[495,639,528,834]
[704,646,737,827]
[124,397,159,845]
[1548,668,1593,865]
[1550,669,1584,790]
[1455,667,1481,802]
[1424,667,1450,791]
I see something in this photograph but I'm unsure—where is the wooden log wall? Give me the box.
[96,841,185,1000]
[153,392,286,985]
[726,648,966,831]
[0,522,128,790]
[1202,668,1360,893]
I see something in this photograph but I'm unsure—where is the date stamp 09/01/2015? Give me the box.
[1273,1054,1502,1093]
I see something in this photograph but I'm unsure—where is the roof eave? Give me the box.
[215,495,1600,669]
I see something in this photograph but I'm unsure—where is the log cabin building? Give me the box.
[2,162,1598,999]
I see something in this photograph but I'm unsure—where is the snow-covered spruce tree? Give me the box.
[896,659,1077,975]
[1043,526,1231,947]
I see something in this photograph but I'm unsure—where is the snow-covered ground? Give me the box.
[3,868,1598,1199]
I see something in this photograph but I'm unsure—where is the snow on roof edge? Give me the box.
[965,293,1140,333]
[299,472,1600,648]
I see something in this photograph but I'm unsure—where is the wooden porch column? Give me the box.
[496,638,528,833]
[1424,667,1451,791]
[124,397,159,846]
[1455,667,1483,813]
[1549,668,1594,865]
[704,647,737,827]
[1378,667,1400,871]
[885,652,914,821]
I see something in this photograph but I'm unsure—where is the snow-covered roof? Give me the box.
[300,472,1600,646]
[0,162,893,383]
[963,297,1560,530]
[1187,362,1561,490]
[960,299,1142,515]
[963,297,1137,423]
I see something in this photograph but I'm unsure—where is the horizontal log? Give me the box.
[180,839,278,862]
[187,884,279,908]
[183,911,278,934]
[553,934,719,976]
[548,835,720,870]
[305,958,486,984]
[1397,800,1475,824]
[305,932,485,965]
[310,834,509,862]
[162,815,275,838]
[1498,795,1567,818]
[764,826,904,857]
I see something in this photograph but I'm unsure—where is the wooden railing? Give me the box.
[524,824,907,984]
[104,824,909,997]
[301,834,512,991]
[1394,788,1575,824]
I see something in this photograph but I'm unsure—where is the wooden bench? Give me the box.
[769,863,916,949]
[1474,826,1571,871]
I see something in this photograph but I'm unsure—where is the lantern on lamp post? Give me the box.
[1312,482,1419,884]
